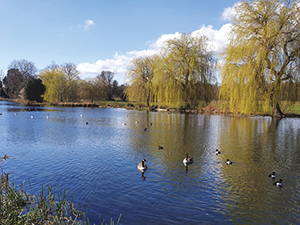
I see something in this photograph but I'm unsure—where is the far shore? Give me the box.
[1,97,300,118]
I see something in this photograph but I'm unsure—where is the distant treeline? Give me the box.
[0,60,127,104]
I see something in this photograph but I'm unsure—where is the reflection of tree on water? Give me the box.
[270,117,282,130]
[217,115,300,223]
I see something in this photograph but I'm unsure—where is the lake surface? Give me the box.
[1,100,300,224]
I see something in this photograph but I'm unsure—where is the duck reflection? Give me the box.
[185,165,189,173]
[141,172,146,180]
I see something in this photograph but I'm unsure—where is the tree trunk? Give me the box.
[270,86,284,117]
[271,102,284,117]
[146,89,150,107]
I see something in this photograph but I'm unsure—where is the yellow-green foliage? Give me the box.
[219,0,300,115]
[40,68,79,103]
[40,70,66,102]
[126,33,215,108]
[125,55,157,106]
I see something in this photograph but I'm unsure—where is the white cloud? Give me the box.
[77,53,131,75]
[192,24,232,54]
[148,32,182,50]
[221,6,234,21]
[84,20,95,30]
[220,2,241,22]
[77,23,232,83]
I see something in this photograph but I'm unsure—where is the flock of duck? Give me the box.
[7,109,284,187]
[137,148,283,187]
[11,110,283,187]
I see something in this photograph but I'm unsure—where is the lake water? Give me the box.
[1,100,300,224]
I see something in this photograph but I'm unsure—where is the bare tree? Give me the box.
[8,59,37,82]
[44,61,60,72]
[62,63,80,80]
[96,71,114,100]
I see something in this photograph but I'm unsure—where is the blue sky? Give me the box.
[0,0,238,84]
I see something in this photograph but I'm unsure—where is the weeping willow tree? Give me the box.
[125,55,159,106]
[157,33,215,108]
[219,0,300,116]
[39,69,67,102]
[126,33,215,108]
[40,63,80,103]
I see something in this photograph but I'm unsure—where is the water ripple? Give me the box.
[1,103,300,224]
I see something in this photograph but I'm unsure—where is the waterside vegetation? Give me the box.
[0,166,121,225]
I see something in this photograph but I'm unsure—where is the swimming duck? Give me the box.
[137,159,147,172]
[158,145,164,150]
[226,159,232,165]
[268,172,276,179]
[215,149,221,155]
[144,128,147,131]
[123,123,127,125]
[273,179,283,187]
[183,153,193,165]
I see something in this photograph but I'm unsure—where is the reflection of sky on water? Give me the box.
[0,101,300,224]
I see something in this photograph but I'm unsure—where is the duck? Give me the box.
[149,123,152,126]
[144,128,147,132]
[137,159,147,172]
[226,159,232,165]
[158,145,164,150]
[123,123,127,125]
[183,153,193,165]
[273,179,283,187]
[268,172,276,179]
[215,149,221,155]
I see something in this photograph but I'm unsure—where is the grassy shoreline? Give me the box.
[2,97,300,117]
[0,166,121,225]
